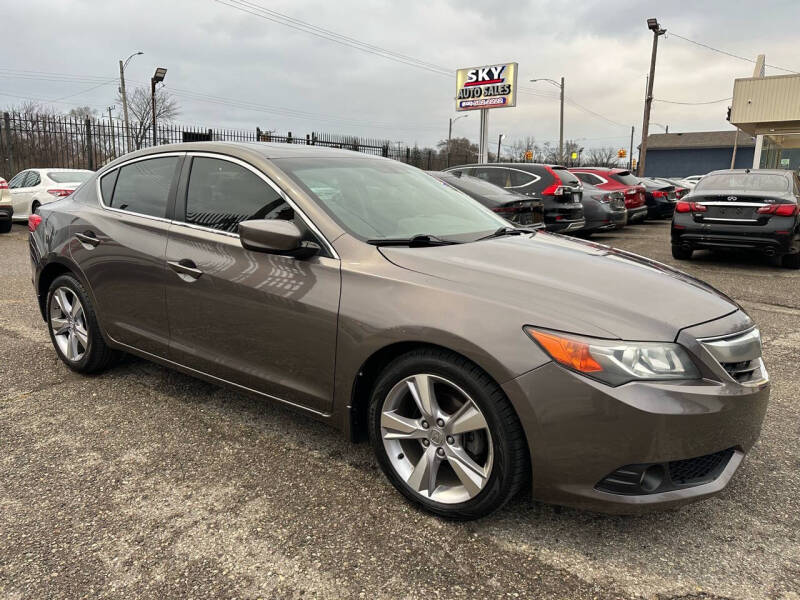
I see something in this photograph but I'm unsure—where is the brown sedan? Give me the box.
[28,143,769,519]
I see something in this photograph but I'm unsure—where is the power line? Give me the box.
[654,96,732,106]
[667,32,799,74]
[213,0,629,129]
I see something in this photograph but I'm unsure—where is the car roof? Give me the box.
[115,141,382,161]
[705,168,791,177]
[447,162,561,171]
[569,167,630,173]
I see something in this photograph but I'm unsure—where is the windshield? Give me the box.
[276,158,508,241]
[609,171,640,186]
[695,173,789,193]
[48,171,92,183]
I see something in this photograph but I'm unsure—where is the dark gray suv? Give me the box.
[29,143,769,519]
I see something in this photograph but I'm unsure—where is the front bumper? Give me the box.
[502,313,769,513]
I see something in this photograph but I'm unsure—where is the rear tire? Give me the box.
[672,245,693,260]
[368,348,528,520]
[46,274,119,374]
[0,220,11,234]
[782,252,800,269]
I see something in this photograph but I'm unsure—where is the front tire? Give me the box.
[46,274,118,373]
[672,244,693,260]
[0,220,11,234]
[368,348,528,520]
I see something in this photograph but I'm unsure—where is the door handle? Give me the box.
[75,231,101,247]
[167,259,203,280]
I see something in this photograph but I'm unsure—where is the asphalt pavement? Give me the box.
[1,221,798,599]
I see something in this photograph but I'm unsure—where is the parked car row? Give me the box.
[0,168,94,230]
[434,163,677,239]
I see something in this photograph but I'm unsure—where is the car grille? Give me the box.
[700,328,767,386]
[721,359,761,383]
[668,449,734,485]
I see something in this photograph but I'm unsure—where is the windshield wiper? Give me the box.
[474,226,539,242]
[367,234,459,247]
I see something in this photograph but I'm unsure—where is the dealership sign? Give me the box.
[455,63,518,111]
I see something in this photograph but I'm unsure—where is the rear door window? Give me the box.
[183,157,294,233]
[7,172,27,189]
[109,156,179,218]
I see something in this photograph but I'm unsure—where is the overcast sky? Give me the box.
[3,0,798,152]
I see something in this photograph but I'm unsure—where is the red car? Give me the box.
[569,168,648,223]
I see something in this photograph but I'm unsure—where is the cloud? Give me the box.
[2,0,797,151]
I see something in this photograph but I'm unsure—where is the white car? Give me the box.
[682,175,704,186]
[6,168,93,221]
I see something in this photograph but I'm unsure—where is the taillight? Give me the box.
[652,190,668,198]
[757,204,799,216]
[599,194,612,203]
[493,205,527,214]
[28,214,42,232]
[675,201,706,213]
[47,189,73,197]
[0,180,8,190]
[542,167,564,196]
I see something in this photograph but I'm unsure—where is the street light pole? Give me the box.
[530,77,565,162]
[497,134,504,163]
[150,67,167,147]
[638,18,666,177]
[447,114,468,166]
[118,51,142,153]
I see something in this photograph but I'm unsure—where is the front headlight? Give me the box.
[524,327,701,386]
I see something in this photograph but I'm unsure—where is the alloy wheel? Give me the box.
[50,287,88,362]
[380,374,494,504]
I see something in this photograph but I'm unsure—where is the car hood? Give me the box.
[379,232,739,341]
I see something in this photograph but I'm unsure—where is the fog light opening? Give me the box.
[640,464,665,492]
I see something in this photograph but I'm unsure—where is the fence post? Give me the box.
[382,144,389,158]
[287,131,292,144]
[256,126,261,142]
[2,112,13,175]
[311,133,317,146]
[405,147,410,163]
[306,134,310,145]
[85,118,95,171]
[427,150,432,169]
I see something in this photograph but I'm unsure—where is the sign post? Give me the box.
[455,62,518,164]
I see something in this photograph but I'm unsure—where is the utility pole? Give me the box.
[639,18,666,177]
[629,125,634,171]
[558,76,565,163]
[497,134,504,162]
[107,105,114,125]
[731,128,740,168]
[119,52,142,153]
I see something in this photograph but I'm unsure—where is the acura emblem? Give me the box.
[727,196,737,201]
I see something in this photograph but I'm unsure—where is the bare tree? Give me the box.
[584,147,620,168]
[510,136,537,161]
[68,106,99,120]
[117,86,179,149]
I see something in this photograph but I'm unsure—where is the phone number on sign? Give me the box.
[459,97,508,109]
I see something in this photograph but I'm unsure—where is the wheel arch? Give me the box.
[347,341,524,445]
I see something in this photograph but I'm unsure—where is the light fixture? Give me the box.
[152,67,167,83]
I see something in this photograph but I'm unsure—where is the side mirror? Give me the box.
[239,220,319,258]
